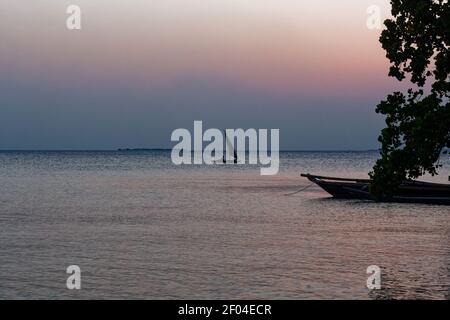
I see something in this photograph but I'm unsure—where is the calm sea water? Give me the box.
[0,151,449,299]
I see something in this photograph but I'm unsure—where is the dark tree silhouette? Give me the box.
[370,0,450,199]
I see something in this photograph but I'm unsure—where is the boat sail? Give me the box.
[223,130,238,164]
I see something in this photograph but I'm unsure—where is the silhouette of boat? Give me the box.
[222,130,238,164]
[301,174,450,205]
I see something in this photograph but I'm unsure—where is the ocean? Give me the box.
[0,150,449,299]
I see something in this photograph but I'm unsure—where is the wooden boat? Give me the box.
[301,174,450,205]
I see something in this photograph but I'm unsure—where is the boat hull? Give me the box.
[314,180,369,199]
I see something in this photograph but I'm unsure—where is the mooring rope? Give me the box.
[284,182,315,196]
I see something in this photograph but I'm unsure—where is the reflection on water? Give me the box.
[0,151,449,299]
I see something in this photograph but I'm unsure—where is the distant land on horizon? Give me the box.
[1,148,382,152]
[4,149,450,157]
[118,148,382,152]
[1,148,448,154]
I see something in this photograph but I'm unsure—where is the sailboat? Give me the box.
[223,130,238,164]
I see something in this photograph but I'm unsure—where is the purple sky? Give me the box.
[0,0,407,150]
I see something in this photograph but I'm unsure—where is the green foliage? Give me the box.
[370,0,450,199]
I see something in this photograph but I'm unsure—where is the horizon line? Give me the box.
[0,148,381,152]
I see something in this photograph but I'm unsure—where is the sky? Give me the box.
[0,0,404,150]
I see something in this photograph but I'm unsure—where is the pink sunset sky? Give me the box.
[0,0,406,150]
